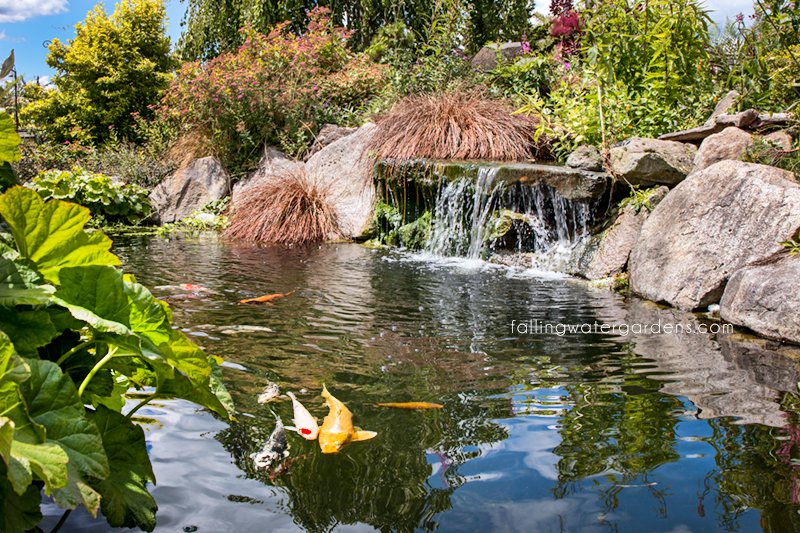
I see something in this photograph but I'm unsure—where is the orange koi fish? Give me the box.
[239,291,296,305]
[376,402,444,410]
[318,385,377,453]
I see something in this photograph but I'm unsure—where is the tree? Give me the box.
[21,0,178,144]
[177,0,537,62]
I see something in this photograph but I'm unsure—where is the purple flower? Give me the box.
[736,12,744,23]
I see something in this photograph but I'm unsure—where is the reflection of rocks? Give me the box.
[624,298,800,427]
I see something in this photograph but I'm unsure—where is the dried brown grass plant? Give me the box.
[225,168,339,245]
[168,128,216,168]
[368,91,551,161]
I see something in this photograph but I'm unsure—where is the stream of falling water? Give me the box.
[426,167,591,261]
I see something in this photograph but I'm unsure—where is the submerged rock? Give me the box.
[149,157,230,225]
[691,127,754,175]
[583,186,668,280]
[720,257,800,344]
[629,160,800,310]
[609,137,696,187]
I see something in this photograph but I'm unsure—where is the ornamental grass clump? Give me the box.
[367,91,551,161]
[225,168,338,244]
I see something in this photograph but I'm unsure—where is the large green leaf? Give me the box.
[88,406,157,532]
[0,331,29,391]
[0,308,57,357]
[0,162,18,195]
[0,334,42,444]
[0,186,120,284]
[8,439,68,495]
[159,329,213,382]
[0,462,42,533]
[0,243,54,307]
[0,416,13,465]
[0,112,21,164]
[19,359,109,513]
[157,358,235,421]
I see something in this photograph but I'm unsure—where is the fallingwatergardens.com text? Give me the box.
[510,319,733,337]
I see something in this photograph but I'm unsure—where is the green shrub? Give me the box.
[30,167,152,225]
[19,0,178,145]
[0,186,235,533]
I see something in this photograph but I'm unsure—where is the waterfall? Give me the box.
[426,168,591,261]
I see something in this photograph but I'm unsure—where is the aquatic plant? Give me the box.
[0,186,235,533]
[224,167,339,244]
[367,91,551,161]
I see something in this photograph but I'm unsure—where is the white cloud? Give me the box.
[0,0,69,23]
[0,30,27,42]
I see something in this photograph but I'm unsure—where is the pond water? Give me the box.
[40,233,800,533]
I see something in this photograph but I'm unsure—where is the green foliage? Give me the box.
[0,112,20,193]
[741,134,800,179]
[709,2,800,111]
[179,0,536,62]
[583,0,712,105]
[618,186,662,214]
[29,168,152,226]
[0,186,235,532]
[19,0,178,145]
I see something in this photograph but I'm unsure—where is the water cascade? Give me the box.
[373,159,608,264]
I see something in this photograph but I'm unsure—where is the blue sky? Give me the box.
[1,0,755,84]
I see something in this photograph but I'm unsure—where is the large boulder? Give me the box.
[304,124,357,161]
[306,123,377,239]
[149,157,230,225]
[691,127,754,175]
[231,146,303,205]
[472,42,524,71]
[583,186,669,280]
[629,160,800,310]
[720,257,800,344]
[609,137,696,187]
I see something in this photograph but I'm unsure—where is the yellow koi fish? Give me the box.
[318,385,377,453]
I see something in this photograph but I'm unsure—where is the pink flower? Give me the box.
[214,97,219,102]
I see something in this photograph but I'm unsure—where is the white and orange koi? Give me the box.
[286,391,319,440]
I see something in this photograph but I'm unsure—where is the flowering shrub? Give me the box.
[160,8,385,171]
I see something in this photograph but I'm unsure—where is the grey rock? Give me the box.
[762,130,794,150]
[715,108,759,129]
[623,297,797,427]
[472,42,524,71]
[231,146,304,206]
[691,127,754,175]
[610,137,696,187]
[304,124,357,161]
[720,256,800,344]
[584,186,668,280]
[149,157,230,225]
[704,90,740,126]
[566,145,603,172]
[495,163,609,201]
[751,113,795,129]
[658,123,725,143]
[629,160,800,310]
[306,123,378,239]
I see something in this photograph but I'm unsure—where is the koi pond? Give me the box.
[40,233,800,533]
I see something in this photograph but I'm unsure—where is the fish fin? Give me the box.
[352,429,378,442]
[285,426,298,432]
[286,391,296,401]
